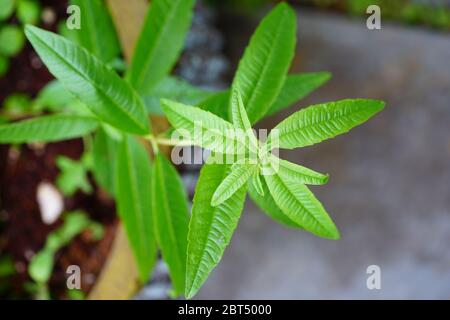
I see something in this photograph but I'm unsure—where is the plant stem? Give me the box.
[144,134,194,148]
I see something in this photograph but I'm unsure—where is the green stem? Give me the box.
[144,134,194,148]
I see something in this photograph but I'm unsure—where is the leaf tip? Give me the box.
[320,71,332,82]
[367,99,386,113]
[210,194,221,207]
[185,289,196,300]
[327,225,340,240]
[24,24,37,40]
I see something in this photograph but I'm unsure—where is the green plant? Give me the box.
[17,0,41,25]
[0,54,9,76]
[0,1,384,299]
[0,0,15,22]
[2,93,33,118]
[56,153,93,196]
[0,0,41,77]
[0,25,25,57]
[28,211,104,299]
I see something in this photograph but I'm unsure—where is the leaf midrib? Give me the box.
[134,0,184,90]
[187,165,230,297]
[156,159,184,286]
[125,142,149,272]
[245,8,290,121]
[273,105,369,144]
[84,0,101,59]
[269,172,332,237]
[168,109,235,143]
[29,28,147,133]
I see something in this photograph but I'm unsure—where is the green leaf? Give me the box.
[211,163,256,206]
[161,99,243,155]
[271,156,329,185]
[230,88,252,131]
[25,25,150,134]
[0,114,98,144]
[230,88,258,152]
[70,0,120,63]
[198,72,327,122]
[152,154,189,296]
[92,126,118,196]
[56,155,92,196]
[57,20,79,43]
[34,80,77,112]
[268,99,385,149]
[47,211,95,250]
[128,0,195,95]
[0,25,25,57]
[267,72,331,117]
[28,250,54,284]
[186,163,247,299]
[198,90,229,120]
[251,172,264,196]
[29,211,99,284]
[2,93,33,118]
[0,0,15,21]
[143,77,214,115]
[0,55,9,77]
[264,172,339,239]
[248,177,302,229]
[17,0,41,25]
[231,3,296,124]
[115,135,157,282]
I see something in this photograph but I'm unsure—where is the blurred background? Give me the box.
[1,0,450,299]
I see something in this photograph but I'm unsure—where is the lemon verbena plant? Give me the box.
[0,1,384,298]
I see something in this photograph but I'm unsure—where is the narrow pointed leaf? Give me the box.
[231,88,252,131]
[251,173,265,196]
[186,163,247,299]
[161,99,243,155]
[0,115,98,143]
[271,156,329,185]
[211,163,256,206]
[152,154,189,296]
[198,72,324,122]
[92,126,119,196]
[268,99,385,149]
[115,135,157,282]
[231,3,296,123]
[230,88,259,151]
[198,90,229,120]
[264,172,339,239]
[70,0,120,63]
[128,0,195,95]
[267,72,331,117]
[249,178,302,229]
[25,25,150,134]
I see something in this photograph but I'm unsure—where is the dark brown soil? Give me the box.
[0,141,117,299]
[0,0,117,299]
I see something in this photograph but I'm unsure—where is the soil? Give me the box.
[0,141,118,299]
[0,0,117,299]
[0,0,68,104]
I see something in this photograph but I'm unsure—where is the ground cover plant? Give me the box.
[0,0,384,298]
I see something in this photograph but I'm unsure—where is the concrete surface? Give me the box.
[196,9,450,299]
